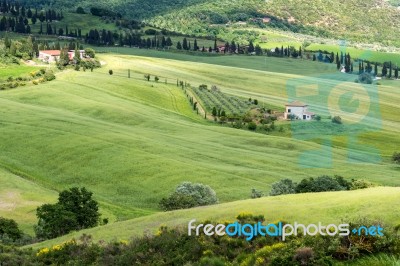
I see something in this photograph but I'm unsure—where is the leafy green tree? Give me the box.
[35,187,100,239]
[0,217,22,241]
[295,176,347,193]
[84,48,95,58]
[269,179,296,196]
[255,44,262,55]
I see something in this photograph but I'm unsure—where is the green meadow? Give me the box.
[27,186,400,249]
[0,49,399,250]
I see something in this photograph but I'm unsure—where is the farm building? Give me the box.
[38,50,86,63]
[284,101,315,120]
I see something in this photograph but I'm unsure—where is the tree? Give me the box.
[214,37,217,52]
[193,39,199,51]
[248,40,254,54]
[160,182,218,211]
[76,7,85,14]
[109,69,113,75]
[269,179,296,196]
[182,37,188,50]
[176,41,182,50]
[0,217,22,241]
[255,44,262,55]
[35,187,100,239]
[85,48,95,58]
[212,106,217,117]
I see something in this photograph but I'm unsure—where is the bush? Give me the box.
[160,182,218,211]
[358,72,374,84]
[76,7,85,14]
[332,116,342,124]
[0,217,22,241]
[84,48,95,58]
[44,70,56,81]
[393,152,400,164]
[248,122,257,131]
[109,69,113,75]
[350,179,376,190]
[295,175,348,193]
[269,179,297,196]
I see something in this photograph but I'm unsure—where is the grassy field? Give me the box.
[26,186,400,249]
[0,64,39,81]
[0,168,57,234]
[0,50,399,239]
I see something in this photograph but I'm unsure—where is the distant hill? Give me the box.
[21,0,400,46]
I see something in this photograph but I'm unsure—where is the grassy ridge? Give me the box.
[26,187,400,249]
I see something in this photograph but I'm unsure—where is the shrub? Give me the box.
[248,122,257,131]
[293,247,314,265]
[144,74,150,81]
[393,152,400,164]
[269,179,297,196]
[76,7,85,14]
[160,182,218,211]
[0,217,22,241]
[295,175,347,193]
[251,188,263,198]
[84,48,95,58]
[314,115,321,121]
[332,116,342,124]
[358,72,374,84]
[154,76,159,82]
[159,192,197,211]
[32,80,39,85]
[109,69,113,75]
[44,71,56,81]
[350,179,376,190]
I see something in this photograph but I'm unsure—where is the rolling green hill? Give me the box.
[26,186,400,249]
[1,51,399,232]
[22,0,400,46]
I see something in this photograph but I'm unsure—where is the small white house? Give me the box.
[284,101,315,120]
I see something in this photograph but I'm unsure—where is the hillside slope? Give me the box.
[22,0,400,45]
[27,187,400,249]
[1,52,399,227]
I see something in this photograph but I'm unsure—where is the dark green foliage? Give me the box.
[35,187,100,240]
[247,122,257,131]
[76,7,85,14]
[159,192,197,210]
[269,179,297,196]
[393,152,400,164]
[159,182,218,211]
[2,215,399,265]
[358,72,373,84]
[0,217,22,241]
[295,175,348,193]
[109,69,113,75]
[332,116,342,124]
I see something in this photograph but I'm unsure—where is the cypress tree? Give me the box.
[374,63,378,76]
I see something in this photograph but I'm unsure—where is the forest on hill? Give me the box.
[19,0,400,46]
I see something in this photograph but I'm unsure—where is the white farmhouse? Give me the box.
[284,101,315,120]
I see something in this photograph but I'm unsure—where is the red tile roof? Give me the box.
[39,50,61,56]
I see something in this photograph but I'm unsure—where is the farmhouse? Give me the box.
[38,50,61,63]
[38,50,85,63]
[284,101,315,120]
